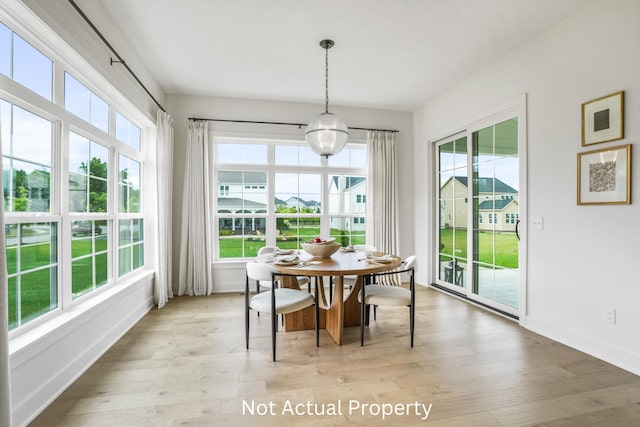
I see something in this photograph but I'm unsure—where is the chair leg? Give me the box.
[360,275,367,346]
[315,280,320,348]
[245,276,250,350]
[256,280,260,317]
[374,305,377,320]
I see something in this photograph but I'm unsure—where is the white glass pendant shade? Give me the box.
[305,112,349,157]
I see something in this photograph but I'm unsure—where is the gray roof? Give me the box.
[478,199,515,210]
[217,197,266,209]
[217,171,266,185]
[331,176,365,190]
[452,176,517,194]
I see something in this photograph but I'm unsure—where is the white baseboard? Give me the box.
[523,315,640,377]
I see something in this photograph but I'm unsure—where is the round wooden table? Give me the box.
[275,250,402,345]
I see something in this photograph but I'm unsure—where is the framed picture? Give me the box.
[577,144,631,205]
[581,91,624,146]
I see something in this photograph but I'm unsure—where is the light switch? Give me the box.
[531,216,543,229]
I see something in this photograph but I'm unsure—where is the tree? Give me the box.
[79,157,108,212]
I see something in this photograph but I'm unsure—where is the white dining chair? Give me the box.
[343,245,379,289]
[245,262,319,361]
[255,246,310,292]
[358,255,416,347]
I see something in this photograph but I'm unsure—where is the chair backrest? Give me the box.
[354,244,377,254]
[404,255,417,270]
[257,246,278,256]
[246,262,277,282]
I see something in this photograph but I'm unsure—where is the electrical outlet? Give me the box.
[603,307,616,324]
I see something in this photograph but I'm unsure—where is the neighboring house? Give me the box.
[328,176,366,232]
[282,196,320,212]
[440,176,518,232]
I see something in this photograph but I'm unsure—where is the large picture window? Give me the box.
[1,18,147,331]
[214,138,367,259]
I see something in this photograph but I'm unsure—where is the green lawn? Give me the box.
[439,228,518,268]
[219,227,366,258]
[7,236,108,329]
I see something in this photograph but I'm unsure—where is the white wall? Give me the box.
[414,0,640,375]
[167,94,414,292]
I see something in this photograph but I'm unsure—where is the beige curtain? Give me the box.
[366,130,399,256]
[154,110,174,307]
[0,110,13,425]
[178,120,214,296]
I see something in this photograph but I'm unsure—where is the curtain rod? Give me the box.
[188,117,399,133]
[67,0,166,112]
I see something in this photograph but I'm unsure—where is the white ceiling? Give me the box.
[90,0,586,111]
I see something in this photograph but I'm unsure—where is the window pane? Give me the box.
[6,222,58,329]
[118,246,131,276]
[20,267,57,324]
[90,92,109,133]
[69,133,109,213]
[274,173,321,213]
[13,34,52,100]
[11,104,52,166]
[119,154,141,213]
[19,223,54,271]
[65,73,89,122]
[218,217,266,259]
[328,175,366,214]
[217,171,267,213]
[275,145,320,166]
[5,159,51,212]
[65,73,109,132]
[115,112,141,151]
[328,146,366,168]
[5,224,18,275]
[132,243,143,269]
[330,216,366,247]
[217,143,242,163]
[72,258,93,297]
[0,22,10,77]
[217,142,266,164]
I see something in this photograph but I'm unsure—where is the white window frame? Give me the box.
[211,131,368,260]
[1,10,151,336]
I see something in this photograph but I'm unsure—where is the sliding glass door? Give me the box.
[471,118,519,312]
[436,109,524,317]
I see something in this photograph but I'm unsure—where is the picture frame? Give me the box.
[581,91,624,146]
[577,144,631,205]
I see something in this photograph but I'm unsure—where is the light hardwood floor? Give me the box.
[31,286,640,426]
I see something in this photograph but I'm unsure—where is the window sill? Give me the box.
[9,269,154,361]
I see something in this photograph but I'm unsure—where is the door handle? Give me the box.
[515,219,520,241]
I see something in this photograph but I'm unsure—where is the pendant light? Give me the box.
[305,39,349,158]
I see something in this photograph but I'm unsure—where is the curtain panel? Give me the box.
[178,120,214,296]
[366,130,399,256]
[154,110,174,307]
[0,113,13,426]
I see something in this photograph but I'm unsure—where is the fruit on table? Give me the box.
[314,237,323,243]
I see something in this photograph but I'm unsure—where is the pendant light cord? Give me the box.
[324,45,329,114]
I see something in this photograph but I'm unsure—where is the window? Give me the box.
[68,132,109,212]
[2,19,147,331]
[115,112,141,151]
[214,139,367,258]
[0,22,52,100]
[118,154,141,213]
[6,222,57,329]
[1,101,52,212]
[65,72,109,132]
